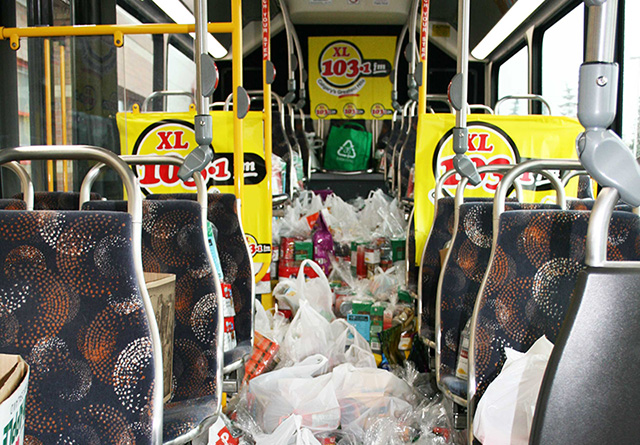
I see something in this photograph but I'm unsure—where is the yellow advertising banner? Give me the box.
[414,114,586,261]
[116,109,272,282]
[308,36,396,120]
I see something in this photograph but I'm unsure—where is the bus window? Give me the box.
[542,4,585,117]
[622,0,640,154]
[116,6,154,111]
[497,46,528,115]
[167,45,196,112]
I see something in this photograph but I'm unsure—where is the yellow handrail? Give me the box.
[418,0,430,117]
[44,39,54,191]
[0,22,234,50]
[60,44,69,192]
[232,0,244,215]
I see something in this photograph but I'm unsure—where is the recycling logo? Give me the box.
[337,140,357,159]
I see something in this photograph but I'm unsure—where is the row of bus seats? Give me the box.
[0,147,255,444]
[416,158,640,442]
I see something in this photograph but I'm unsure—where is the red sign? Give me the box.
[421,0,430,61]
[262,0,270,61]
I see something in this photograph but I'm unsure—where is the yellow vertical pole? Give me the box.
[418,0,430,117]
[60,44,69,192]
[262,0,274,310]
[44,38,54,191]
[232,0,244,218]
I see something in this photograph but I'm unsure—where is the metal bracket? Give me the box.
[448,73,464,111]
[577,130,640,206]
[578,62,618,129]
[200,54,219,97]
[236,86,251,119]
[178,144,213,182]
[266,60,276,84]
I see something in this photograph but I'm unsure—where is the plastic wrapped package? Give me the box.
[473,336,554,445]
[363,415,419,445]
[250,355,340,434]
[312,213,335,275]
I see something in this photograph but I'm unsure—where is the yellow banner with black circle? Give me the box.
[116,109,272,282]
[309,36,396,120]
[414,114,587,263]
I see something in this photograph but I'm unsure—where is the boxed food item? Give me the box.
[0,354,29,445]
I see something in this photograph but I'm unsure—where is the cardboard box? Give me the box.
[0,354,29,445]
[144,272,176,403]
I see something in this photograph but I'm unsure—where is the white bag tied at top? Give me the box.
[473,336,554,445]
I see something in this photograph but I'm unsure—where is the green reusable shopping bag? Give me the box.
[323,122,373,171]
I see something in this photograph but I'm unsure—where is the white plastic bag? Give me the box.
[254,303,289,345]
[282,301,334,363]
[250,355,340,434]
[254,414,322,445]
[328,319,376,369]
[473,336,554,445]
[274,260,335,320]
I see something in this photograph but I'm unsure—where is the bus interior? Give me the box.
[0,0,638,444]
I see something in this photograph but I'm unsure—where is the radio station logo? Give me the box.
[315,103,337,119]
[371,103,392,118]
[132,120,266,194]
[316,40,392,97]
[433,122,520,195]
[343,103,364,118]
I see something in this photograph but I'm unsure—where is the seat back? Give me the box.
[13,191,102,210]
[531,188,640,444]
[84,199,221,406]
[470,209,640,407]
[419,197,455,340]
[147,193,254,344]
[0,210,157,444]
[438,202,559,383]
[0,199,26,210]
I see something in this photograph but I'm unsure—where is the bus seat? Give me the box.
[438,202,559,400]
[13,191,102,210]
[531,188,640,444]
[0,199,26,210]
[577,175,594,199]
[84,199,222,443]
[470,209,640,415]
[0,210,157,444]
[419,197,455,343]
[146,193,254,351]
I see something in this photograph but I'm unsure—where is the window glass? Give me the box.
[116,6,153,111]
[622,1,640,153]
[167,45,196,112]
[542,5,585,117]
[497,46,528,115]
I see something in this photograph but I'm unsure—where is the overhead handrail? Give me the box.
[469,104,494,114]
[0,145,163,444]
[142,91,195,112]
[427,94,455,113]
[495,94,553,115]
[2,161,34,210]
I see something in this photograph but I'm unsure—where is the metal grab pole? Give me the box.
[449,0,481,186]
[577,0,640,206]
[178,0,216,182]
[232,0,245,217]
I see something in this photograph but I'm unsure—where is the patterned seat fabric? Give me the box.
[0,199,26,210]
[407,213,418,293]
[147,193,253,344]
[0,210,156,444]
[420,197,456,340]
[472,209,640,404]
[577,175,594,199]
[84,200,220,442]
[438,202,559,392]
[398,119,417,198]
[13,191,102,210]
